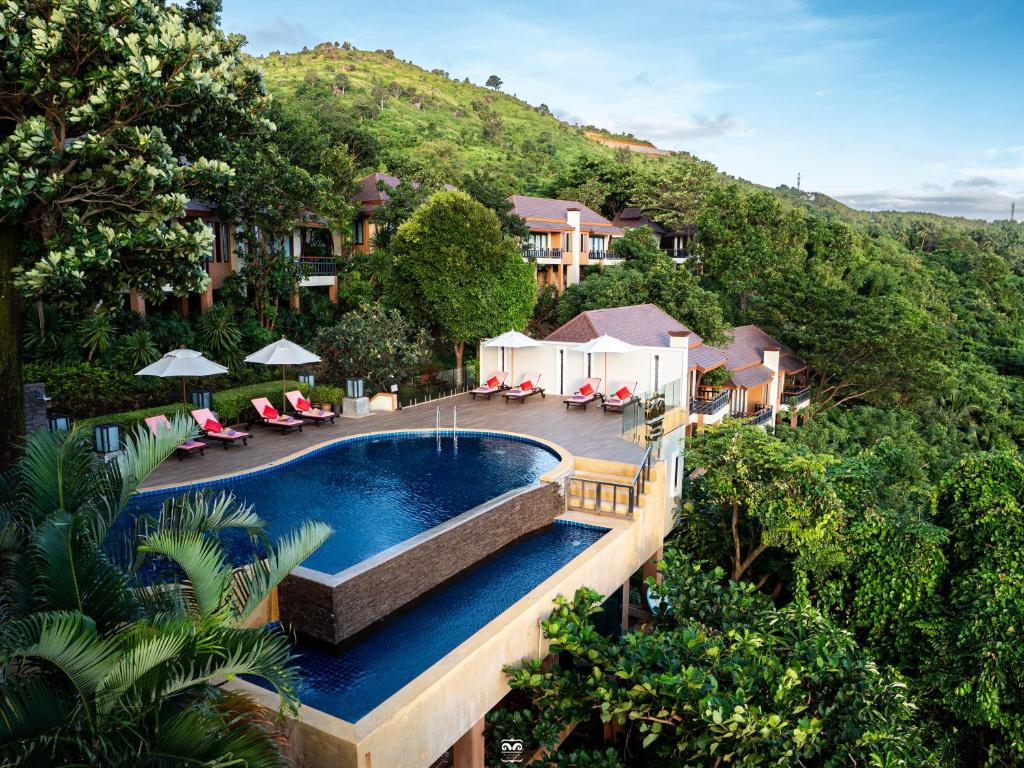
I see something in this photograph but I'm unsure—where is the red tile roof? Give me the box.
[545,304,692,347]
[510,195,624,236]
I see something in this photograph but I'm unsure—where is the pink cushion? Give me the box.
[614,386,630,400]
[297,397,311,411]
[263,405,279,419]
[486,376,499,388]
[519,380,533,392]
[204,419,221,433]
[579,383,593,397]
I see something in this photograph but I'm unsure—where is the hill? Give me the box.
[255,43,640,192]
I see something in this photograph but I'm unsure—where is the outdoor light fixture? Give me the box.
[346,378,365,398]
[93,423,122,454]
[190,388,213,411]
[47,413,71,432]
[299,372,315,388]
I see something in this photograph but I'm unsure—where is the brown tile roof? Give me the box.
[721,325,806,374]
[730,365,774,389]
[510,195,624,236]
[611,208,666,236]
[545,304,692,348]
[355,172,402,213]
[689,344,728,372]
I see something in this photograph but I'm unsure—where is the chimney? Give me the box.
[668,331,690,349]
[565,208,582,287]
[762,347,780,372]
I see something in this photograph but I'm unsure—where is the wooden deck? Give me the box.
[141,392,645,490]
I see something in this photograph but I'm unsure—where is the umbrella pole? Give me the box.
[182,377,187,409]
[282,365,287,412]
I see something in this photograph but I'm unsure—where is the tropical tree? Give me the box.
[385,190,536,374]
[504,554,934,766]
[0,0,269,464]
[485,75,503,90]
[0,418,330,765]
[925,452,1024,763]
[682,422,845,592]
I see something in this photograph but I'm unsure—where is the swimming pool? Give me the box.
[255,521,607,722]
[134,432,560,574]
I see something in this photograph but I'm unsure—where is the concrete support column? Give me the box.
[199,286,214,313]
[289,291,301,312]
[452,716,485,768]
[129,289,146,316]
[328,281,338,304]
[621,581,630,632]
[177,297,189,319]
[643,548,664,587]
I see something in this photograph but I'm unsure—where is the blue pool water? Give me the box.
[134,433,559,574]
[254,521,606,722]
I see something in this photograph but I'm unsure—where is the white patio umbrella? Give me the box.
[245,337,321,411]
[573,335,637,387]
[135,348,229,407]
[483,330,540,382]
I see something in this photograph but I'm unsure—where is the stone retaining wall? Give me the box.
[279,481,564,644]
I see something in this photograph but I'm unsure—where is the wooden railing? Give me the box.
[521,247,563,261]
[781,386,811,406]
[741,405,774,426]
[690,388,729,415]
[300,256,338,276]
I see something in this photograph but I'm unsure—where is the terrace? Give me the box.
[142,391,645,490]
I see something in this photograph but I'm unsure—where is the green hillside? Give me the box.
[256,43,636,192]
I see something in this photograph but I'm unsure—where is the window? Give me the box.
[351,217,364,245]
[562,232,574,252]
[590,235,606,252]
[529,233,549,251]
[301,227,334,258]
[206,221,227,263]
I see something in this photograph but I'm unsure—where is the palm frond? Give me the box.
[95,629,188,715]
[231,521,331,621]
[14,428,104,524]
[0,673,71,743]
[2,611,117,724]
[137,530,231,620]
[148,490,266,540]
[158,626,300,712]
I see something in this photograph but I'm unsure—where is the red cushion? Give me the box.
[579,383,593,397]
[519,380,533,392]
[614,386,630,400]
[297,397,311,411]
[486,376,499,388]
[204,419,221,433]
[263,405,279,419]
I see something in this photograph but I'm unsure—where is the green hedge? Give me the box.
[74,380,349,432]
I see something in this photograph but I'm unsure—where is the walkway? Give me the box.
[142,392,645,489]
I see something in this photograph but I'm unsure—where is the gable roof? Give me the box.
[611,207,666,235]
[355,172,402,213]
[510,195,624,236]
[545,304,694,348]
[721,325,806,374]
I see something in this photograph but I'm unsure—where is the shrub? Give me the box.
[25,362,173,417]
[315,304,429,392]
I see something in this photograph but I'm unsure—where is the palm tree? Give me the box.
[0,417,330,766]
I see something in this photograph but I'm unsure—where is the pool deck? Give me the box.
[141,392,645,490]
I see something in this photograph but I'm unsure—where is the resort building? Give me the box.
[510,195,624,291]
[718,324,809,425]
[127,203,343,317]
[351,171,401,254]
[611,206,696,262]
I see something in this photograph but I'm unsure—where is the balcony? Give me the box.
[778,386,811,410]
[689,388,729,416]
[300,256,338,276]
[662,248,689,261]
[737,405,774,427]
[522,247,563,262]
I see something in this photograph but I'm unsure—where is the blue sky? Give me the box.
[222,0,1023,220]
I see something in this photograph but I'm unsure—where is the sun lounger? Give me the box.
[471,371,509,400]
[503,372,545,403]
[285,390,336,425]
[145,414,207,460]
[250,397,304,434]
[602,381,639,413]
[190,408,251,448]
[564,378,603,410]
